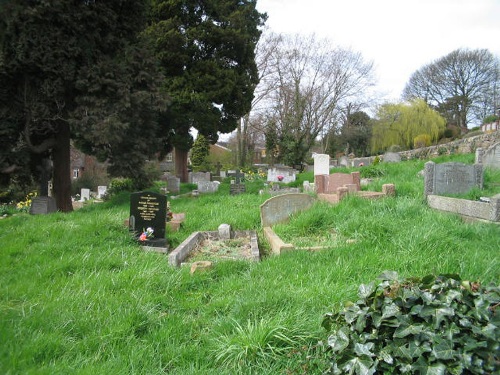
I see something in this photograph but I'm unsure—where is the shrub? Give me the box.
[107,177,134,196]
[413,134,431,149]
[322,272,499,374]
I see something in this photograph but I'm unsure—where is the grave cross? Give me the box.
[233,169,244,184]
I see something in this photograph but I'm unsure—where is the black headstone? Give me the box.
[129,191,167,247]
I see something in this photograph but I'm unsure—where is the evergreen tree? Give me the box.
[0,0,167,210]
[190,134,210,172]
[146,0,267,181]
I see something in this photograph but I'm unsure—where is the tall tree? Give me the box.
[371,99,446,153]
[261,34,375,166]
[146,0,267,181]
[402,48,500,128]
[0,0,167,211]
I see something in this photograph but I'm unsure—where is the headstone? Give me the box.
[339,156,349,167]
[97,186,107,199]
[313,153,330,176]
[197,181,220,193]
[215,162,222,176]
[267,167,296,183]
[228,169,246,195]
[80,188,90,202]
[29,196,57,215]
[482,142,500,169]
[353,157,372,167]
[220,171,227,178]
[129,191,167,247]
[384,152,401,163]
[189,172,211,185]
[424,161,483,196]
[218,224,231,240]
[260,193,316,227]
[166,175,180,194]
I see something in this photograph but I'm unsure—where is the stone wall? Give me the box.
[344,130,500,166]
[398,130,500,160]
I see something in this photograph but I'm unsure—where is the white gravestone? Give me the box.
[97,186,107,199]
[313,154,330,176]
[80,188,90,202]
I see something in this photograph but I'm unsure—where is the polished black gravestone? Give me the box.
[129,191,167,247]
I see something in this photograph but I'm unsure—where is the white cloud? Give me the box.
[257,0,500,101]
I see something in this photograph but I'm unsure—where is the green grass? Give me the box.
[1,155,499,374]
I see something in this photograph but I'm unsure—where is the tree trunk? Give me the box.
[52,122,73,212]
[174,147,189,183]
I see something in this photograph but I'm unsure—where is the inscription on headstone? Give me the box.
[130,191,167,246]
[424,161,483,196]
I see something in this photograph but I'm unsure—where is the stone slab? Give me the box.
[29,196,57,215]
[260,193,316,227]
[424,161,483,196]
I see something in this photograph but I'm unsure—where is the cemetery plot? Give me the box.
[169,227,259,266]
[186,235,253,263]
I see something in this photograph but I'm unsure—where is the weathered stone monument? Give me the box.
[260,193,316,227]
[197,181,220,193]
[129,191,167,247]
[97,186,107,199]
[384,152,401,163]
[166,175,180,194]
[424,161,483,196]
[477,143,500,170]
[79,188,90,202]
[228,170,246,195]
[29,158,57,215]
[189,172,211,185]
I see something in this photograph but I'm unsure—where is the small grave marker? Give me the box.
[80,188,90,202]
[97,186,107,199]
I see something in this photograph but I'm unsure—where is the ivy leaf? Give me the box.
[341,357,376,375]
[413,357,447,375]
[394,323,424,338]
[431,337,455,360]
[354,342,375,357]
[328,326,350,353]
[358,282,375,299]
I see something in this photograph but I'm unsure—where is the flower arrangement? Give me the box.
[139,227,154,241]
[277,175,284,181]
[166,201,173,222]
[16,191,37,212]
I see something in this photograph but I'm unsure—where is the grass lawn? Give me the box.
[1,154,499,374]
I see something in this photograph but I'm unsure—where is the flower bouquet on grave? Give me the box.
[277,175,284,182]
[139,227,154,241]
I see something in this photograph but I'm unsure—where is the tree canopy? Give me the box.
[260,34,375,166]
[402,48,500,128]
[146,0,266,180]
[371,99,446,153]
[0,0,168,210]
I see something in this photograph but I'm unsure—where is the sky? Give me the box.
[255,0,500,102]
